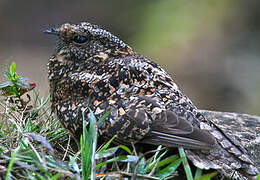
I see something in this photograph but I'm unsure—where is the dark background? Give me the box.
[1,0,260,115]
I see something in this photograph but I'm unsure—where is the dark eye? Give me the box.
[73,35,88,44]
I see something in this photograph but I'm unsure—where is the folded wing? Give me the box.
[140,110,216,150]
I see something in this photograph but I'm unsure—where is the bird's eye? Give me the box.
[73,35,88,44]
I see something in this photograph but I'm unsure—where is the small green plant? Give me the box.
[0,62,35,97]
[0,62,36,112]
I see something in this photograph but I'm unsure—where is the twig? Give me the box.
[26,140,44,164]
[121,171,160,180]
[44,166,78,178]
[96,171,160,180]
[131,142,137,156]
[62,135,71,161]
[148,147,166,176]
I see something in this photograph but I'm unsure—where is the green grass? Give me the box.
[0,62,220,179]
[0,95,219,179]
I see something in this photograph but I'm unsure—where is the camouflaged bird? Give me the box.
[45,22,258,178]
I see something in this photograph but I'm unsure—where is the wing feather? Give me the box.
[141,110,216,150]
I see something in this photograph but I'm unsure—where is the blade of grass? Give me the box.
[97,111,110,127]
[68,152,80,173]
[81,110,90,180]
[97,135,132,156]
[194,168,203,178]
[195,171,218,180]
[81,108,97,180]
[119,145,132,154]
[145,145,163,171]
[97,135,117,153]
[96,155,138,169]
[136,157,146,175]
[146,155,178,171]
[148,150,168,175]
[178,147,193,180]
[154,157,182,179]
[89,110,98,180]
[96,146,120,159]
[5,146,20,180]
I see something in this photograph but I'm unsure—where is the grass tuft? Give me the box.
[0,62,219,179]
[80,108,97,180]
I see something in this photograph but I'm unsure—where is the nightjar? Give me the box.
[44,22,258,178]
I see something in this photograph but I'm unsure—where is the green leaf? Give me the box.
[15,81,24,88]
[4,86,19,96]
[96,155,138,169]
[69,152,80,173]
[81,108,97,180]
[146,155,178,171]
[154,157,182,179]
[5,71,12,80]
[194,168,203,178]
[136,157,146,175]
[145,145,165,172]
[119,145,132,154]
[88,109,98,180]
[179,147,193,180]
[98,111,110,127]
[45,156,70,171]
[96,136,131,157]
[19,76,27,81]
[119,155,138,162]
[0,81,12,89]
[5,146,20,180]
[96,146,119,159]
[97,135,117,153]
[195,171,218,180]
[10,62,16,76]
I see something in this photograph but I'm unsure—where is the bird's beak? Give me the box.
[43,27,59,35]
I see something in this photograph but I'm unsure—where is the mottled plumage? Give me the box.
[45,22,258,178]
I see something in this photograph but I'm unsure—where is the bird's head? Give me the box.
[44,22,130,62]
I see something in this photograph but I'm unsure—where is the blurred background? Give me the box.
[0,0,260,115]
